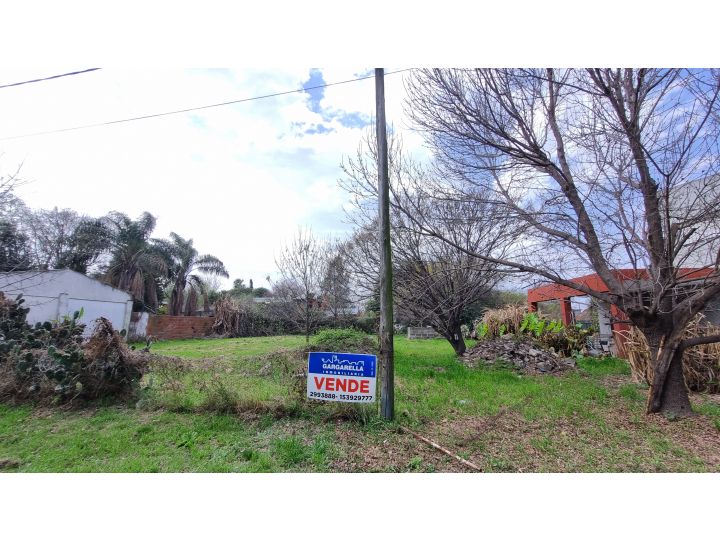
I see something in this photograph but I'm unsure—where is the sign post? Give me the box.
[307,351,377,403]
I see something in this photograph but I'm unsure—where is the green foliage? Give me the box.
[1,295,145,401]
[0,220,31,271]
[55,218,111,274]
[0,294,85,362]
[312,328,377,353]
[1,294,87,397]
[476,310,592,356]
[476,323,488,339]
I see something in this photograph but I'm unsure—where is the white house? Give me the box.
[0,269,133,336]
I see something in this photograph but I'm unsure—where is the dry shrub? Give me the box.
[80,318,149,398]
[212,296,279,337]
[622,315,720,393]
[0,316,148,403]
[479,304,527,338]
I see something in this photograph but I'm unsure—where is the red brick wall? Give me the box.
[146,315,215,340]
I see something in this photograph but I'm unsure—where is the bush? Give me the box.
[475,305,526,338]
[312,328,377,354]
[0,293,148,402]
[353,312,379,334]
[212,296,289,337]
[474,306,591,356]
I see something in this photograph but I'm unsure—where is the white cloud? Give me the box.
[0,68,428,287]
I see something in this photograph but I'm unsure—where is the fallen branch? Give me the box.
[399,426,483,472]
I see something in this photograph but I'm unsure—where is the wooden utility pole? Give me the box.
[375,68,394,421]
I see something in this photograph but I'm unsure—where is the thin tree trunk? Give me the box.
[305,295,310,344]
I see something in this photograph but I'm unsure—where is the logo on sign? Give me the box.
[307,351,377,403]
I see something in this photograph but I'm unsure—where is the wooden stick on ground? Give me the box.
[399,426,483,472]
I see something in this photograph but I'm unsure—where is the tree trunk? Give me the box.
[169,287,181,316]
[644,329,693,417]
[443,322,466,356]
[305,296,310,344]
[170,278,186,316]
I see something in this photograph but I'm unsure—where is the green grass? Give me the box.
[1,334,718,472]
[0,405,339,472]
[149,335,307,360]
[394,337,614,422]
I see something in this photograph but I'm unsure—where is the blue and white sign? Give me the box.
[307,351,377,403]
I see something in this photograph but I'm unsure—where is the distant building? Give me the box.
[0,269,133,336]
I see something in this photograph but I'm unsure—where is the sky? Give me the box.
[0,67,429,288]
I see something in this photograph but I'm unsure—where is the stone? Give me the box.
[463,336,577,376]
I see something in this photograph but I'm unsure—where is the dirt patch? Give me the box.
[0,458,21,470]
[419,406,720,472]
[329,388,720,472]
[330,424,472,473]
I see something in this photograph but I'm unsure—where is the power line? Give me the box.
[0,68,101,90]
[0,68,413,141]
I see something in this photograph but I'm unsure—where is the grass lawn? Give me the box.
[1,335,719,472]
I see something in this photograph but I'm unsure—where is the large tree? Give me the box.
[24,208,111,273]
[0,220,31,271]
[154,232,229,316]
[340,133,513,355]
[56,217,112,274]
[403,68,720,416]
[23,207,80,270]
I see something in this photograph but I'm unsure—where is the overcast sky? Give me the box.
[0,68,429,288]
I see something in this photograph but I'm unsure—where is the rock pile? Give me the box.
[463,335,576,375]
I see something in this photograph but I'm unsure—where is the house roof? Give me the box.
[0,268,132,302]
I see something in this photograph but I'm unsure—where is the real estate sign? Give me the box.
[306,351,377,403]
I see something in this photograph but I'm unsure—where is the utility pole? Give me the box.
[375,68,394,421]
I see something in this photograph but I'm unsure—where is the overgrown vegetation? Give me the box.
[139,328,377,418]
[212,296,287,337]
[1,335,718,472]
[312,328,377,354]
[475,306,592,357]
[0,293,147,402]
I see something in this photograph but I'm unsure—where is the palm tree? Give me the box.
[154,233,228,316]
[102,211,168,311]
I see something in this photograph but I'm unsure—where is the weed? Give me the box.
[273,436,309,466]
[618,383,645,403]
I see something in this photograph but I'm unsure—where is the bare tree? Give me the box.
[273,228,329,343]
[0,162,24,213]
[321,242,354,324]
[23,207,81,269]
[340,132,515,355]
[403,68,720,416]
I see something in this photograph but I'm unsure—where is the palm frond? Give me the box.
[194,254,229,277]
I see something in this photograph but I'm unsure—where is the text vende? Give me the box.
[312,376,370,393]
